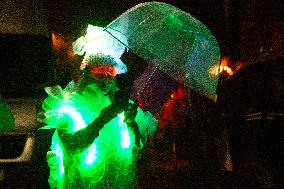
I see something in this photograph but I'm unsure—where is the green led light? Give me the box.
[118,112,131,149]
[120,129,131,149]
[57,105,87,132]
[84,143,97,165]
[42,82,156,188]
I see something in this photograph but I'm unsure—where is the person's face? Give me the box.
[90,65,116,82]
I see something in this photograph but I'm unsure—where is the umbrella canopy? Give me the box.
[105,2,221,100]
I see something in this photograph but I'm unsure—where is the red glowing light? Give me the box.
[221,57,229,67]
[51,33,63,50]
[90,65,116,81]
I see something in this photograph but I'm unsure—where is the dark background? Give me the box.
[45,0,283,61]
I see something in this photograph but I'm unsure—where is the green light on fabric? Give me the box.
[58,105,86,132]
[120,129,130,148]
[85,143,97,165]
[42,23,158,187]
[118,112,131,149]
[53,142,64,174]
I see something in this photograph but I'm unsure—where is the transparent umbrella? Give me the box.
[105,2,221,100]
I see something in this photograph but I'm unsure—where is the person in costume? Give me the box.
[42,25,157,188]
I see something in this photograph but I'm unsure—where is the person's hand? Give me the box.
[124,101,138,124]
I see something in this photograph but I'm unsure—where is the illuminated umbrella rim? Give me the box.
[104,2,221,101]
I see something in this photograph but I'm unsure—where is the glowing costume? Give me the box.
[42,26,157,188]
[42,1,222,187]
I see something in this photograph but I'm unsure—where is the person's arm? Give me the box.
[124,99,141,147]
[58,89,129,151]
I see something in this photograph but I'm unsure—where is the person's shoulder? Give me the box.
[115,73,133,88]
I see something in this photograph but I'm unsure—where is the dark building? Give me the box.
[218,57,283,188]
[237,0,283,64]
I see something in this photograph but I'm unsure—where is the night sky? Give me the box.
[45,0,225,41]
[1,0,282,45]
